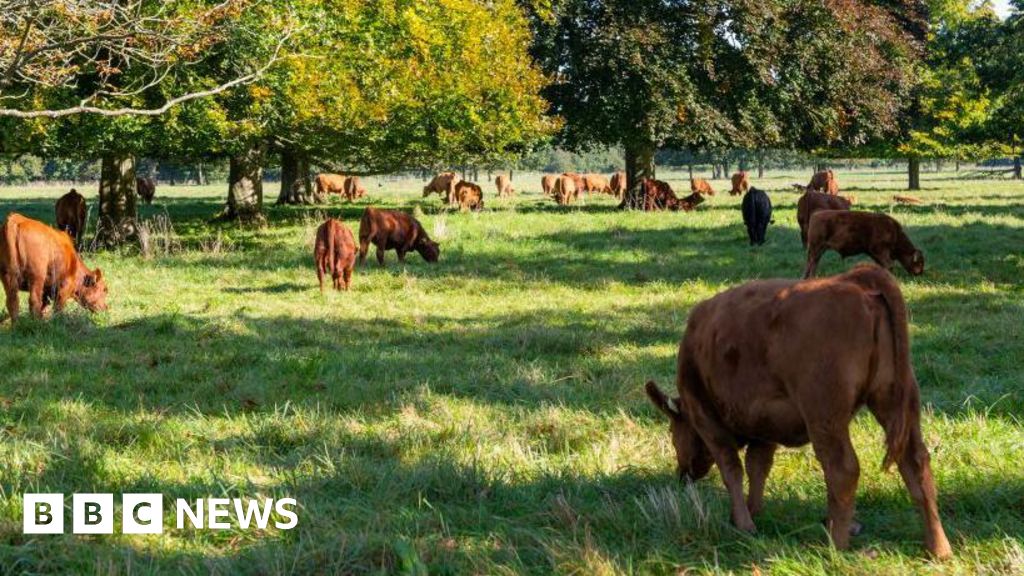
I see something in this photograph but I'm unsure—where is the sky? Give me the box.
[993,0,1013,18]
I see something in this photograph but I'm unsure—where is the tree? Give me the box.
[528,0,925,206]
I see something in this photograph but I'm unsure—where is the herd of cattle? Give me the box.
[0,166,951,559]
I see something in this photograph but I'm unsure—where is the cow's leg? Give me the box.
[342,264,352,291]
[868,397,952,558]
[2,276,18,323]
[808,425,860,549]
[28,278,45,318]
[803,247,825,279]
[358,237,370,266]
[870,249,894,270]
[375,241,387,267]
[317,259,326,293]
[711,446,756,533]
[745,441,777,516]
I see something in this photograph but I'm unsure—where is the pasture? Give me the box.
[0,169,1022,574]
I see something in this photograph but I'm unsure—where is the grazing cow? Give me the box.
[808,170,840,195]
[454,181,484,211]
[358,207,439,266]
[582,174,612,196]
[797,192,853,247]
[553,175,578,206]
[541,174,558,197]
[645,265,952,558]
[636,178,682,211]
[562,172,586,196]
[137,177,156,204]
[315,173,348,197]
[314,218,356,292]
[691,178,715,196]
[741,187,772,246]
[343,176,367,202]
[495,174,514,198]
[55,189,87,248]
[804,210,924,279]
[730,172,750,196]
[610,171,627,198]
[423,172,461,203]
[1,213,108,321]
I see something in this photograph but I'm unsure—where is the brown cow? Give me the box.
[678,192,705,212]
[358,207,439,266]
[562,172,586,196]
[729,172,749,196]
[583,174,612,195]
[541,174,558,197]
[634,178,681,211]
[552,174,578,206]
[804,210,924,279]
[691,178,715,196]
[1,213,108,321]
[137,177,156,204]
[315,173,348,197]
[808,170,840,195]
[645,264,951,558]
[495,174,514,198]
[423,172,461,203]
[343,176,367,202]
[314,218,356,292]
[55,189,87,248]
[609,171,627,198]
[454,181,484,211]
[797,192,853,247]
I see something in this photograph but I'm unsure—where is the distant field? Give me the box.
[0,169,1021,574]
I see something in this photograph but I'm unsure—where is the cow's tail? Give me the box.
[853,266,914,470]
[327,220,337,276]
[2,215,19,279]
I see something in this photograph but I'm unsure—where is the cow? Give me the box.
[454,181,484,211]
[645,264,952,559]
[808,170,840,195]
[553,175,578,206]
[583,174,612,196]
[730,172,750,196]
[804,210,924,279]
[1,213,108,321]
[677,192,704,212]
[315,173,348,197]
[636,178,682,211]
[343,176,367,202]
[495,174,514,198]
[358,207,439,266]
[55,189,87,248]
[797,192,853,247]
[423,172,461,203]
[741,187,772,246]
[609,171,627,198]
[136,177,156,204]
[541,174,558,197]
[314,218,356,292]
[562,172,586,197]
[691,178,715,196]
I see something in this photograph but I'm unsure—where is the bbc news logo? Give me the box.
[23,494,298,534]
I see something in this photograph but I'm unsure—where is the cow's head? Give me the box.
[645,381,713,481]
[77,269,109,312]
[900,249,925,276]
[417,238,440,263]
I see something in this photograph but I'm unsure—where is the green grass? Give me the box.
[0,169,1021,574]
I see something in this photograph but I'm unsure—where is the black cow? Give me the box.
[741,187,772,246]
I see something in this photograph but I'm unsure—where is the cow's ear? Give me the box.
[83,274,95,287]
[645,381,681,419]
[94,269,103,282]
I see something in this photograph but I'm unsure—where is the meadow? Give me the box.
[0,168,1021,575]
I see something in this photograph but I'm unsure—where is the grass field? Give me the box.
[0,169,1021,574]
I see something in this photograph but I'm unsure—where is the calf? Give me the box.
[316,173,348,197]
[582,174,612,195]
[55,189,87,248]
[553,175,578,206]
[343,176,366,201]
[797,192,852,247]
[691,178,715,196]
[808,170,840,195]
[1,213,108,321]
[609,171,627,198]
[423,172,461,203]
[804,210,924,278]
[645,265,951,558]
[454,181,484,211]
[541,174,558,197]
[137,177,156,204]
[495,174,514,198]
[741,187,772,245]
[358,207,439,266]
[730,172,749,196]
[314,218,356,292]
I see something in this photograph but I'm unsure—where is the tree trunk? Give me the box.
[1014,156,1022,180]
[196,162,207,185]
[222,145,265,222]
[277,148,318,204]
[757,152,765,178]
[96,153,139,247]
[621,141,656,209]
[687,162,693,180]
[722,162,730,177]
[908,156,921,191]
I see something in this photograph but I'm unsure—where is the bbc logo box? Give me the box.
[24,493,163,535]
